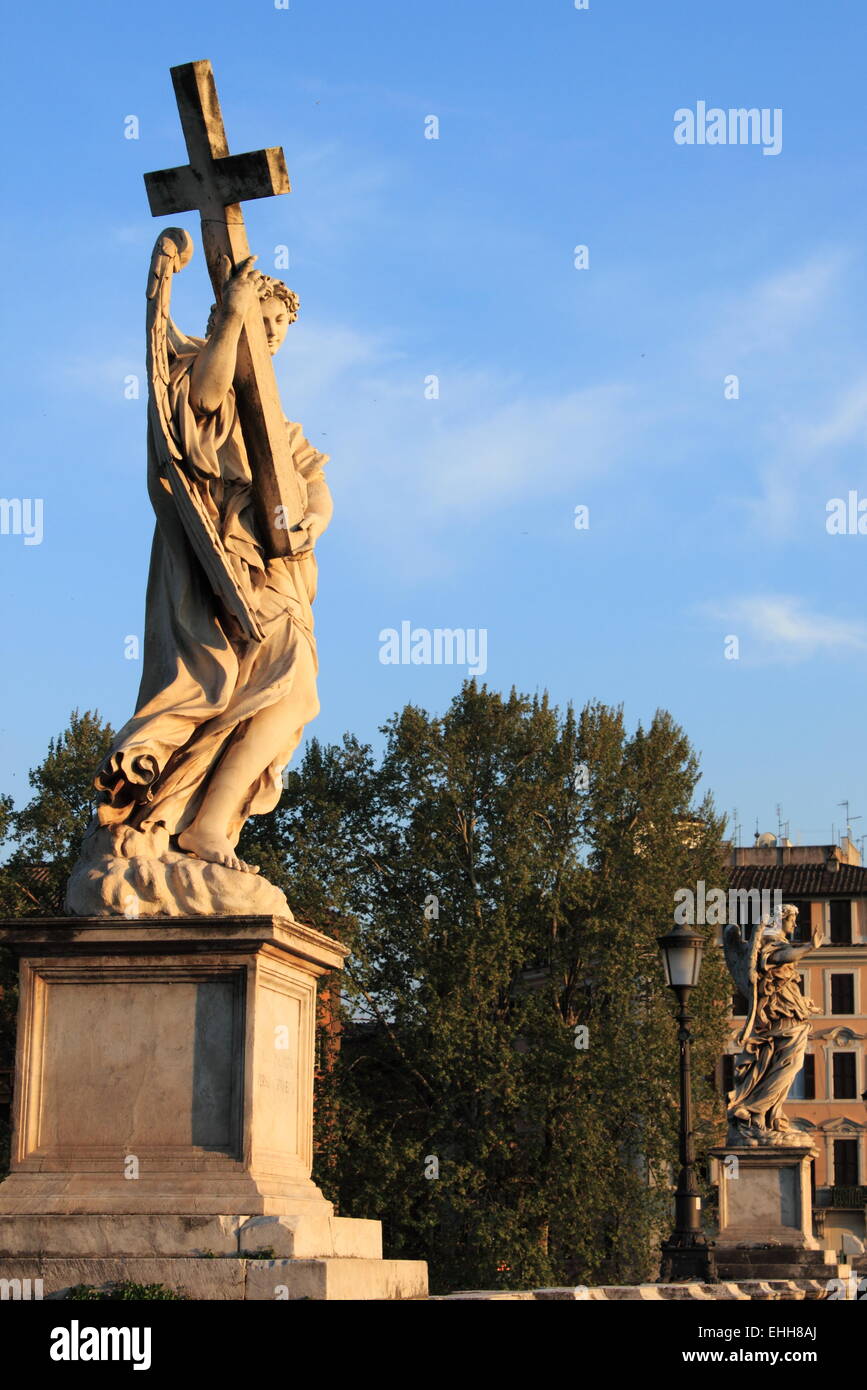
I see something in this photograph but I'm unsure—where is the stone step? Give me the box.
[0,1255,428,1301]
[718,1247,837,1266]
[0,1211,383,1260]
[717,1264,850,1283]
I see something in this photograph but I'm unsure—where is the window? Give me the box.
[731,990,748,1016]
[721,1055,735,1095]
[789,901,812,944]
[832,1052,857,1100]
[830,974,855,1014]
[833,1139,859,1187]
[829,900,852,945]
[790,1053,815,1100]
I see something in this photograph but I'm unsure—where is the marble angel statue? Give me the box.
[66,228,332,918]
[723,903,823,1145]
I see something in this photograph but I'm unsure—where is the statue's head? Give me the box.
[207,273,299,355]
[761,902,798,941]
[780,903,799,938]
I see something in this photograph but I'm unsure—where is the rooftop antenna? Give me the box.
[838,800,861,845]
[754,816,760,845]
[731,807,741,849]
[776,803,785,841]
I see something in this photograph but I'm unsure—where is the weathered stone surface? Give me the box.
[331,1218,383,1260]
[734,1280,787,1301]
[533,1287,592,1300]
[0,916,345,1219]
[245,1258,428,1301]
[709,1145,820,1253]
[714,1240,848,1285]
[597,1285,658,1300]
[0,1214,246,1257]
[0,1257,245,1301]
[432,1279,831,1301]
[655,1283,714,1300]
[0,1254,428,1302]
[238,1213,382,1260]
[708,1282,751,1300]
[0,915,427,1299]
[436,1291,537,1300]
[66,825,293,919]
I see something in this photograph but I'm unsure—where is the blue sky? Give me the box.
[2,0,867,851]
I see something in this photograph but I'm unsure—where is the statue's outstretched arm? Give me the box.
[769,940,819,965]
[769,916,825,963]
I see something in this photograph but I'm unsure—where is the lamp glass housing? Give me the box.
[658,926,704,990]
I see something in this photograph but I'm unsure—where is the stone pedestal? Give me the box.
[709,1144,819,1250]
[708,1144,848,1284]
[0,915,427,1300]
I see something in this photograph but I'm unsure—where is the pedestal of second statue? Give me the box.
[709,1144,847,1284]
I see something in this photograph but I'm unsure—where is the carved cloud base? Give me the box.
[725,1119,813,1148]
[64,823,292,919]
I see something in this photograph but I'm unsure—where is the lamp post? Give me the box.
[657,921,717,1283]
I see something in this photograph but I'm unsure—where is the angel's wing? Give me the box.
[723,921,762,1047]
[145,229,264,644]
[146,227,192,464]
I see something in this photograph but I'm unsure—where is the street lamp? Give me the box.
[656,921,717,1283]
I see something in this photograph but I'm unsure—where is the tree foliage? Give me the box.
[0,708,114,917]
[241,682,729,1293]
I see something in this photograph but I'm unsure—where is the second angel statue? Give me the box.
[66,229,332,918]
[723,903,823,1146]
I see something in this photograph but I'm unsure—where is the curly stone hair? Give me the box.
[206,272,300,338]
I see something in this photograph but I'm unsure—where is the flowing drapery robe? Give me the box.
[95,337,330,846]
[730,938,820,1127]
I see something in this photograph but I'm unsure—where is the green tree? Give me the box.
[242,682,729,1294]
[0,708,114,917]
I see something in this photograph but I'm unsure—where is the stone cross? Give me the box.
[144,60,305,557]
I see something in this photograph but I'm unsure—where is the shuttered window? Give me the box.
[832,1052,857,1099]
[833,1139,859,1187]
[829,900,853,945]
[830,974,855,1014]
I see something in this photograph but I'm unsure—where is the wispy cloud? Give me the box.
[701,593,867,662]
[707,251,847,360]
[274,318,644,576]
[283,246,863,548]
[698,248,867,539]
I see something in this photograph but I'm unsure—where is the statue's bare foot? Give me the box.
[177,828,259,874]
